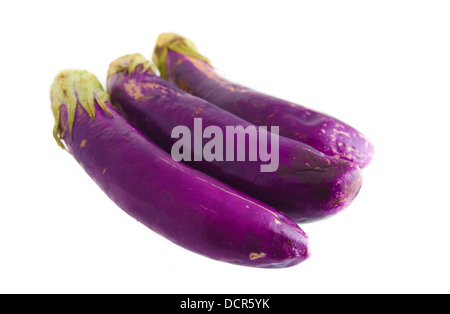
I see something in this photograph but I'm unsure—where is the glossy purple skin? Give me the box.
[164,50,374,169]
[58,100,310,268]
[108,70,363,223]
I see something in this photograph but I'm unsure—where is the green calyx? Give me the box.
[152,33,211,80]
[50,70,111,149]
[108,53,156,79]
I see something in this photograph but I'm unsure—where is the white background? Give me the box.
[1,0,449,294]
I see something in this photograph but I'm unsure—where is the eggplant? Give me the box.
[107,54,363,223]
[51,70,310,268]
[152,33,374,169]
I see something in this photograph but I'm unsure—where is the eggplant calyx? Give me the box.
[152,32,211,80]
[108,53,156,79]
[50,70,111,149]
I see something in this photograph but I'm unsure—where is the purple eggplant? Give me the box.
[51,70,310,268]
[107,54,363,223]
[152,33,374,169]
